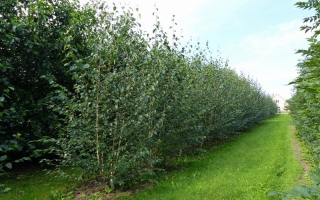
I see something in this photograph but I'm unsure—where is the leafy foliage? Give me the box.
[0,0,92,192]
[55,1,277,188]
[1,0,277,189]
[0,0,91,167]
[289,0,320,166]
[270,169,320,199]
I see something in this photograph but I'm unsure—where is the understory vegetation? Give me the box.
[1,0,277,194]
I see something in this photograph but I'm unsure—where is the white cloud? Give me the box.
[227,19,311,99]
[238,20,309,56]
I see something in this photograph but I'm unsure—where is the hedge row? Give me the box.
[0,0,277,187]
[289,1,320,164]
[58,1,277,186]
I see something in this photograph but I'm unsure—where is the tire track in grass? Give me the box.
[123,114,303,200]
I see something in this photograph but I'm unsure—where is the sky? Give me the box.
[82,0,314,100]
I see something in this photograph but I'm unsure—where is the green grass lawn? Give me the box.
[121,114,303,200]
[0,166,82,200]
[0,114,304,200]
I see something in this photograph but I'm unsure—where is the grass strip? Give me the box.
[122,114,302,200]
[0,166,82,200]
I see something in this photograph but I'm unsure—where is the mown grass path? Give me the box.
[123,114,302,200]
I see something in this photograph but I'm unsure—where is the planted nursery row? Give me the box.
[0,0,277,188]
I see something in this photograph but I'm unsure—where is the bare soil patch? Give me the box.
[73,180,154,200]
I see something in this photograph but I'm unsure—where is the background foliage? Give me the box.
[0,0,277,189]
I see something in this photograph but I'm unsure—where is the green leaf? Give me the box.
[0,144,9,150]
[82,64,90,69]
[28,144,36,150]
[22,157,30,161]
[5,163,12,169]
[0,155,7,161]
[10,140,17,145]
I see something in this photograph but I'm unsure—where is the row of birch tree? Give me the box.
[0,0,277,187]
